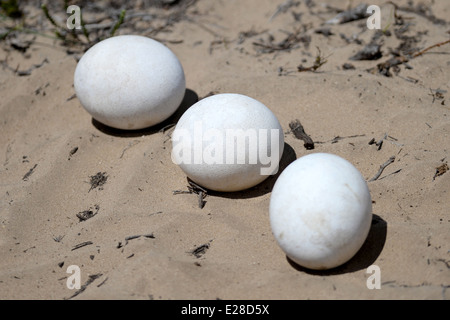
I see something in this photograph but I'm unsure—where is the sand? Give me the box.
[0,0,449,300]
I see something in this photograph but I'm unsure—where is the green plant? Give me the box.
[0,0,22,18]
[110,9,126,37]
[40,3,127,47]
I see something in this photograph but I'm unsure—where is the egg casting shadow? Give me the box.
[91,88,199,137]
[208,142,298,199]
[286,214,387,275]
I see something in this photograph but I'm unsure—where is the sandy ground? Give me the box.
[0,0,449,300]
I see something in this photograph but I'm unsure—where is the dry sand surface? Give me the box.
[0,0,449,300]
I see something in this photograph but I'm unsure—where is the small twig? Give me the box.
[369,156,396,182]
[209,38,230,55]
[189,241,212,258]
[188,179,207,209]
[159,124,177,143]
[378,169,402,180]
[412,39,450,58]
[68,147,78,160]
[66,273,103,300]
[172,190,193,195]
[125,235,141,242]
[326,3,368,24]
[53,235,64,242]
[198,191,205,209]
[369,133,387,150]
[316,134,365,144]
[149,211,163,217]
[187,178,207,193]
[428,88,446,104]
[66,93,76,101]
[124,233,155,245]
[119,140,140,159]
[96,277,108,288]
[369,39,450,76]
[159,123,176,133]
[173,178,207,209]
[369,134,404,149]
[71,241,93,251]
[22,164,38,181]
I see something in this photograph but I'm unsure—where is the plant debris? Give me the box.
[297,47,328,72]
[269,0,301,22]
[368,156,396,182]
[173,178,207,209]
[119,140,140,159]
[71,241,93,251]
[288,119,314,150]
[53,235,64,242]
[315,134,366,144]
[66,273,103,300]
[368,39,450,77]
[397,2,448,25]
[433,163,448,181]
[326,3,368,25]
[350,43,382,61]
[314,27,334,37]
[190,241,212,258]
[124,233,155,245]
[237,29,268,45]
[429,88,446,104]
[277,66,296,76]
[342,63,355,70]
[0,0,22,18]
[1,58,49,76]
[350,31,384,61]
[8,36,33,53]
[76,205,100,222]
[198,91,219,100]
[369,133,388,151]
[22,164,37,181]
[68,147,78,160]
[253,28,311,54]
[88,172,108,192]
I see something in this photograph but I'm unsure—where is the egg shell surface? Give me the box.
[74,35,186,130]
[269,153,372,270]
[171,93,284,192]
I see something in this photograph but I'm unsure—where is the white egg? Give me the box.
[74,35,185,130]
[269,153,372,270]
[171,93,284,192]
